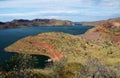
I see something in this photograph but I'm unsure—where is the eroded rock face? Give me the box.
[81,17,120,45]
[82,17,120,27]
[4,32,89,62]
[5,33,64,62]
[0,19,74,29]
[5,33,57,62]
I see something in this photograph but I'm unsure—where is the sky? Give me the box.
[0,0,120,22]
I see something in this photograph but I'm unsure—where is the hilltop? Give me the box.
[0,19,74,29]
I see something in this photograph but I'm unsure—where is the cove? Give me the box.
[0,24,93,68]
[33,55,51,68]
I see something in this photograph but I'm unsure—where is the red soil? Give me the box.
[94,29,110,34]
[32,43,63,62]
[113,35,120,45]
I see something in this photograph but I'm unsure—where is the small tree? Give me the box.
[17,54,38,70]
[3,53,38,71]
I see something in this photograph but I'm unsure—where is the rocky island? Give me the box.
[0,19,74,29]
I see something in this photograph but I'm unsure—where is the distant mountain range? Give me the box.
[0,19,74,29]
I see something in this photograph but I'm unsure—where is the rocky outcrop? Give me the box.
[0,19,74,29]
[81,17,120,45]
[4,33,64,62]
[4,32,89,62]
[82,17,120,27]
[80,26,111,44]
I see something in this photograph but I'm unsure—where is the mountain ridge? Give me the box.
[82,17,120,27]
[0,19,74,29]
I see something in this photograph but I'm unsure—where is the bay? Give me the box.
[0,24,93,68]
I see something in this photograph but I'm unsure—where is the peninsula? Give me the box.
[3,17,120,78]
[5,17,120,62]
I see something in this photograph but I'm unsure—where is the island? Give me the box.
[0,19,74,29]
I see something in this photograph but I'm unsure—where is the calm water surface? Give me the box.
[0,24,93,68]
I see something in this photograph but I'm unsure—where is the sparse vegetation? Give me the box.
[1,18,120,77]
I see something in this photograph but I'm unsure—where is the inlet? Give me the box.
[32,55,53,68]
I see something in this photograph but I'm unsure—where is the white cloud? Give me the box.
[0,0,120,11]
[100,0,120,9]
[0,0,120,21]
[0,0,79,8]
[0,10,79,17]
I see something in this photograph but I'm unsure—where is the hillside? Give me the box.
[5,17,120,63]
[82,17,120,27]
[81,17,120,45]
[5,27,120,65]
[5,32,88,62]
[3,17,120,77]
[0,19,74,29]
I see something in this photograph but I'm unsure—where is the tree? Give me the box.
[3,53,38,71]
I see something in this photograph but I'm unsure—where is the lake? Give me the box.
[0,24,93,68]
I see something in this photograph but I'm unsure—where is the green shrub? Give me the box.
[3,53,38,71]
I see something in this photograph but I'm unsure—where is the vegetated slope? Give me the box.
[82,17,120,27]
[4,17,120,78]
[5,17,120,63]
[81,17,120,45]
[5,30,120,65]
[0,19,74,29]
[5,32,90,62]
[80,17,120,64]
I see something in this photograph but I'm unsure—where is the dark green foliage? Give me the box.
[0,70,52,78]
[0,53,55,78]
[0,57,120,78]
[2,53,38,71]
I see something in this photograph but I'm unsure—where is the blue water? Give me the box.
[0,24,93,67]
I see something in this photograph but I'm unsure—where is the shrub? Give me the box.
[3,53,38,71]
[52,59,82,78]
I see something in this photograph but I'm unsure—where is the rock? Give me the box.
[81,17,120,45]
[82,17,120,27]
